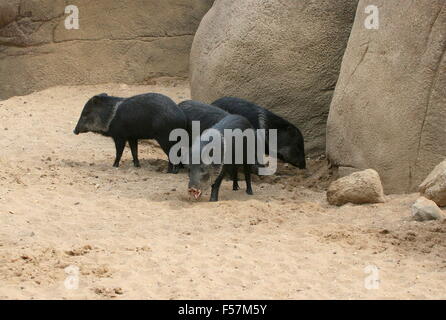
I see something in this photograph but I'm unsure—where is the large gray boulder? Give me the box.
[0,0,214,100]
[326,0,446,194]
[190,0,359,154]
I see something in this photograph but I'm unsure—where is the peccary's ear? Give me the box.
[91,93,108,104]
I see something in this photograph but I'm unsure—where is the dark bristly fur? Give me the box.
[212,96,306,169]
[179,100,229,136]
[180,100,264,181]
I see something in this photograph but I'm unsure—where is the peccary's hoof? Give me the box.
[134,162,141,168]
[209,197,218,202]
[233,184,240,191]
[246,189,253,195]
[168,164,180,174]
[113,163,120,168]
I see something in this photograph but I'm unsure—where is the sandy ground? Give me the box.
[0,81,445,300]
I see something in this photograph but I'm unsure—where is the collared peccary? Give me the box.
[188,114,255,202]
[212,97,306,169]
[73,93,187,173]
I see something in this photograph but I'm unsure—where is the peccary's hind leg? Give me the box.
[128,139,140,167]
[243,164,253,195]
[232,166,240,190]
[113,138,126,167]
[210,168,226,202]
[167,162,180,174]
[157,139,180,174]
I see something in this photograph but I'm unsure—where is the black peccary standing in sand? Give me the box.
[212,97,306,169]
[188,114,255,202]
[73,93,187,173]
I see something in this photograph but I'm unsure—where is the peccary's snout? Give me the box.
[188,187,202,200]
[287,157,306,170]
[73,121,83,135]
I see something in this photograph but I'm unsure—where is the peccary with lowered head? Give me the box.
[188,114,255,202]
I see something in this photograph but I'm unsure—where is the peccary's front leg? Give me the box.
[232,166,240,191]
[128,139,140,167]
[243,164,253,195]
[113,138,126,167]
[210,168,226,202]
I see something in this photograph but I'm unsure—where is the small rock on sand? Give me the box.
[327,169,385,206]
[411,197,445,222]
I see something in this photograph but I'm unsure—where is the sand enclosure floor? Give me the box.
[0,82,445,299]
